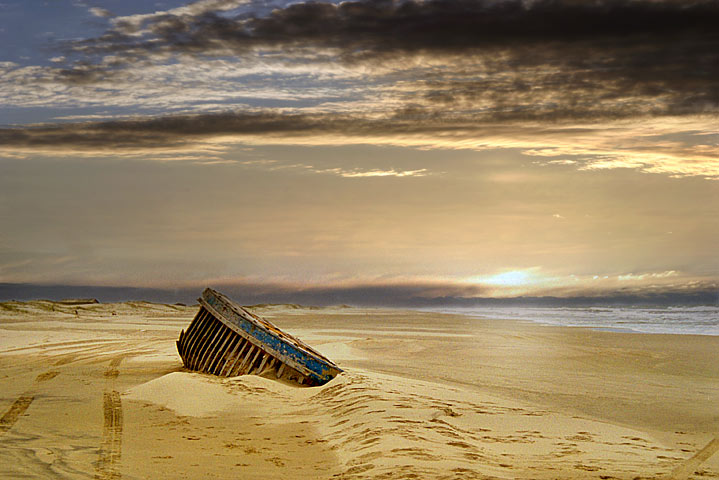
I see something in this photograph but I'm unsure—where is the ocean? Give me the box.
[431,305,719,336]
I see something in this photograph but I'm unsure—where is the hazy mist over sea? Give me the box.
[432,306,719,336]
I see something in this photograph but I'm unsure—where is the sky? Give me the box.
[0,0,717,305]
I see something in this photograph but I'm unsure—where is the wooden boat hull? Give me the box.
[176,288,342,386]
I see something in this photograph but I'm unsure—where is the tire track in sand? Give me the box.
[95,357,124,480]
[0,371,59,435]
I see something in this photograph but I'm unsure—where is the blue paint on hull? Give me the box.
[201,288,342,386]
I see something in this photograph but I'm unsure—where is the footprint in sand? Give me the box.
[266,457,286,467]
[36,371,60,382]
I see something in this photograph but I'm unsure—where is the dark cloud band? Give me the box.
[77,0,719,55]
[52,0,719,120]
[0,112,350,150]
[2,109,718,179]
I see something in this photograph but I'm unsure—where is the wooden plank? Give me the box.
[225,340,250,377]
[240,344,260,376]
[240,346,262,376]
[235,344,260,375]
[183,310,212,367]
[216,335,242,376]
[176,331,185,362]
[189,309,212,346]
[266,357,277,373]
[199,325,228,373]
[191,318,221,371]
[180,308,206,354]
[254,353,270,375]
[177,329,185,357]
[223,335,245,376]
[234,344,257,377]
[197,322,226,372]
[177,321,190,355]
[247,347,264,375]
[208,328,235,374]
[185,312,209,368]
[179,309,201,353]
[275,363,285,379]
[186,313,214,370]
[247,353,268,375]
[176,340,183,364]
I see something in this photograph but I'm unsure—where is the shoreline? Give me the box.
[420,305,719,337]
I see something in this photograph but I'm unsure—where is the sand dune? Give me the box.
[1,301,718,479]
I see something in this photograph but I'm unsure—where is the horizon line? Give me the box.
[1,282,716,308]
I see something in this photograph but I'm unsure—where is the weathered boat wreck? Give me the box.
[176,288,342,386]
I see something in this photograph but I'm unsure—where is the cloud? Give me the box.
[334,168,428,178]
[459,268,710,299]
[0,57,370,115]
[2,0,716,169]
[4,0,719,176]
[89,7,112,18]
[236,157,431,177]
[53,0,719,119]
[107,0,246,34]
[77,0,719,57]
[618,270,678,281]
[2,110,719,178]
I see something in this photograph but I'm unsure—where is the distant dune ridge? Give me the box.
[1,300,718,479]
[57,298,100,305]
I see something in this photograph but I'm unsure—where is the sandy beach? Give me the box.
[1,300,718,479]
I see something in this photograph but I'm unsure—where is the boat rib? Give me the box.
[176,288,342,387]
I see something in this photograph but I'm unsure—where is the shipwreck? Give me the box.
[176,288,342,386]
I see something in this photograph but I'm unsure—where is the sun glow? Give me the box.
[483,270,535,287]
[460,268,579,296]
[464,269,544,290]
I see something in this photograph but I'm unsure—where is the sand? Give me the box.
[1,300,718,479]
